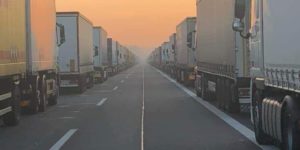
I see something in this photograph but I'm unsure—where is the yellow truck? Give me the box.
[0,0,64,126]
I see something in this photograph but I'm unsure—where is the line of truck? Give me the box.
[0,1,136,126]
[149,0,300,149]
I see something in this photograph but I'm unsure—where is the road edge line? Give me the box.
[152,66,277,150]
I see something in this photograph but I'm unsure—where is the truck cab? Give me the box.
[233,0,300,149]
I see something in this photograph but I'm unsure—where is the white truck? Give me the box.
[195,0,251,113]
[166,33,177,78]
[175,17,197,86]
[233,0,300,149]
[107,38,118,76]
[0,0,64,125]
[57,12,94,93]
[93,26,108,83]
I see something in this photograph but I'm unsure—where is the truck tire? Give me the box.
[227,84,240,113]
[3,86,21,126]
[30,77,40,114]
[282,96,300,150]
[48,83,58,105]
[79,75,87,93]
[253,91,272,145]
[201,75,208,101]
[39,76,47,112]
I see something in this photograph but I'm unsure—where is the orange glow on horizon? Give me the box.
[56,0,196,50]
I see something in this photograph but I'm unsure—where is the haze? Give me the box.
[56,0,196,56]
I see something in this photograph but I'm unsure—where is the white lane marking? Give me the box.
[121,80,125,83]
[49,129,78,150]
[113,86,118,91]
[141,66,145,150]
[153,67,278,150]
[97,98,108,106]
[60,117,75,120]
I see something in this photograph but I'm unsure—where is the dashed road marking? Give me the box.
[97,98,108,106]
[153,67,278,150]
[113,86,118,91]
[59,117,75,120]
[49,129,78,150]
[141,66,145,150]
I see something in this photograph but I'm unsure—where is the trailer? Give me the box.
[0,0,64,125]
[175,17,197,86]
[233,0,300,149]
[107,38,118,76]
[57,12,94,92]
[93,26,108,83]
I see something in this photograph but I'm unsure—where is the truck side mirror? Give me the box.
[56,23,66,47]
[232,18,244,32]
[233,0,251,39]
[234,0,246,20]
[94,46,99,56]
[187,31,196,50]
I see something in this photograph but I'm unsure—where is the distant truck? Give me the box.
[175,17,197,86]
[93,26,108,83]
[168,33,177,77]
[233,0,300,149]
[107,38,118,76]
[0,0,64,125]
[194,0,250,113]
[57,12,94,92]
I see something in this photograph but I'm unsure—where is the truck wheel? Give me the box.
[3,86,21,126]
[201,76,208,101]
[227,84,240,113]
[30,78,40,114]
[79,76,87,93]
[253,91,272,145]
[49,83,59,105]
[282,96,300,150]
[39,77,47,112]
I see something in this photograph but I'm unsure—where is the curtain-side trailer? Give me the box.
[0,0,62,125]
[57,12,94,93]
[233,0,300,149]
[195,0,251,113]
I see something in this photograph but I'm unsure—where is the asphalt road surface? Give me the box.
[0,64,277,150]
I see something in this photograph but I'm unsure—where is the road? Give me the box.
[0,64,277,150]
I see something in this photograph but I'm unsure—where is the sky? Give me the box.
[56,0,196,55]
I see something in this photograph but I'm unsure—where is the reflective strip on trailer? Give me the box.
[0,92,11,101]
[0,107,12,116]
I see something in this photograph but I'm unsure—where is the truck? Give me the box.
[93,26,108,83]
[233,0,300,149]
[107,38,118,76]
[194,0,251,113]
[0,0,64,125]
[168,33,177,77]
[57,12,94,93]
[175,17,197,86]
[160,42,170,72]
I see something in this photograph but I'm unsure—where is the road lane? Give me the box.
[0,64,278,150]
[0,65,140,150]
[60,65,143,150]
[143,65,262,150]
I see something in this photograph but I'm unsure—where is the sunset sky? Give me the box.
[56,0,196,53]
